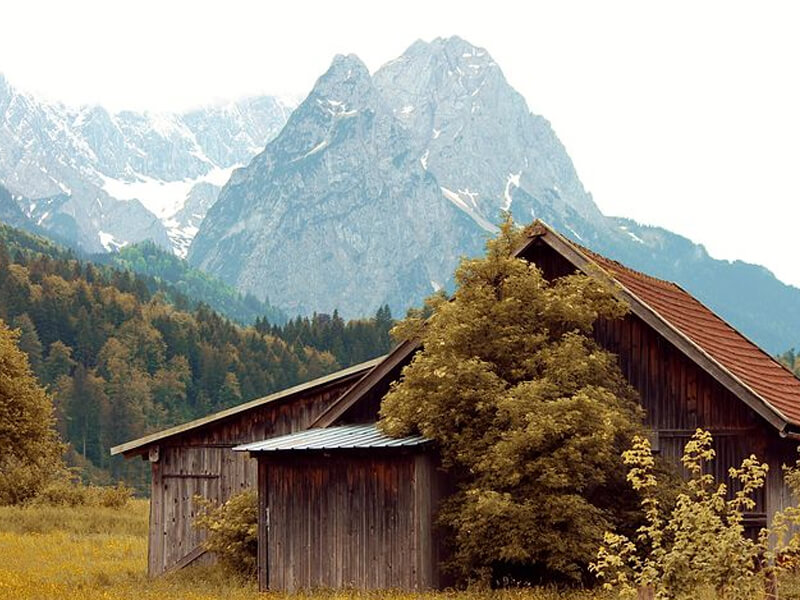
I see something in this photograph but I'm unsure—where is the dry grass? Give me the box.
[1,500,796,599]
[0,499,609,600]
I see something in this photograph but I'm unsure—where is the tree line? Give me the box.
[779,348,800,377]
[0,224,394,490]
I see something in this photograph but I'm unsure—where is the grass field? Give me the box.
[0,499,792,600]
[0,499,607,600]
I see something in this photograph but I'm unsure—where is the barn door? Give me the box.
[160,447,223,571]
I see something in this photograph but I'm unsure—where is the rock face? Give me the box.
[189,55,484,316]
[373,37,604,235]
[0,73,293,254]
[189,38,621,317]
[0,183,35,232]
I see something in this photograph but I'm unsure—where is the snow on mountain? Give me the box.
[0,74,294,254]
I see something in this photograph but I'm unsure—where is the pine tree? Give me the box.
[12,313,43,376]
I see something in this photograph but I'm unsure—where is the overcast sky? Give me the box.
[1,0,798,286]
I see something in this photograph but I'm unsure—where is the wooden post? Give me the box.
[257,457,269,592]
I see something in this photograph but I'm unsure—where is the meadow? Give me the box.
[0,499,791,600]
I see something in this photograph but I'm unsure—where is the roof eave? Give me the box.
[109,355,386,458]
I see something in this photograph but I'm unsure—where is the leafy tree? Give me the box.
[379,219,643,585]
[42,341,76,386]
[0,319,65,504]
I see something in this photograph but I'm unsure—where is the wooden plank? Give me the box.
[164,545,208,575]
[148,460,163,576]
[257,459,269,591]
[311,339,421,428]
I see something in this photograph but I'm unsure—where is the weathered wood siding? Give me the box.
[259,450,444,592]
[147,376,358,576]
[522,240,797,526]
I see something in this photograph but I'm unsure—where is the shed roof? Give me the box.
[110,356,385,457]
[234,423,430,453]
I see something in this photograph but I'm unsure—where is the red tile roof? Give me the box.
[581,247,800,426]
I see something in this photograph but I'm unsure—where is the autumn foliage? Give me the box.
[379,219,644,585]
[0,318,65,504]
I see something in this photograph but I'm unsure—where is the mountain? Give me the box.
[0,73,293,255]
[0,183,35,231]
[373,36,604,234]
[188,54,484,316]
[188,37,800,354]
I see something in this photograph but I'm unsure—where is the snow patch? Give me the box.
[619,225,645,244]
[98,231,127,252]
[565,225,584,241]
[400,105,415,115]
[503,172,521,211]
[301,140,328,159]
[100,165,236,220]
[441,187,498,234]
[420,149,430,170]
[432,128,441,139]
[430,280,442,292]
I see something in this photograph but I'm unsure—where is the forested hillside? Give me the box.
[0,224,393,490]
[100,241,287,325]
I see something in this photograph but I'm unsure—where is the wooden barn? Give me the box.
[109,357,383,576]
[114,219,800,592]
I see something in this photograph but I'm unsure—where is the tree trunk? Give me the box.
[637,586,655,600]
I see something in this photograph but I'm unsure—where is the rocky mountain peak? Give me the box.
[309,53,375,107]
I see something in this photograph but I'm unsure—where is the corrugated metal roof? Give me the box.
[110,356,385,456]
[234,424,430,453]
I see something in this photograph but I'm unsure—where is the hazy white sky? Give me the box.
[1,0,798,286]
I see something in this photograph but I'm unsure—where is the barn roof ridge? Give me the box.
[110,355,386,457]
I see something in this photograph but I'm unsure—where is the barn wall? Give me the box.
[524,240,796,526]
[146,376,359,576]
[261,451,443,592]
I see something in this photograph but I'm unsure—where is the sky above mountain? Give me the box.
[1,0,798,287]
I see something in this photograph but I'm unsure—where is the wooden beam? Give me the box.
[163,545,208,575]
[311,338,421,429]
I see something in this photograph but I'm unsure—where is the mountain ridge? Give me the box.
[187,37,800,354]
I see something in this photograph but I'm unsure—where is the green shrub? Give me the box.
[379,219,644,585]
[591,429,800,599]
[193,490,258,576]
